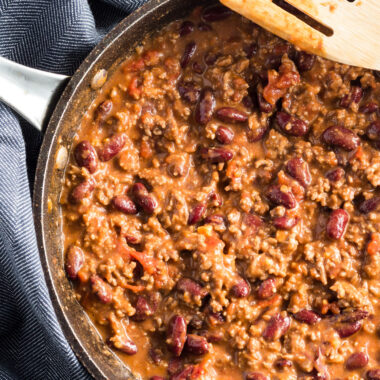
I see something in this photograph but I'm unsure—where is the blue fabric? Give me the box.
[0,1,147,379]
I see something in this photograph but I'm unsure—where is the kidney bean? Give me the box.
[340,86,363,108]
[70,178,95,203]
[96,99,112,119]
[242,94,255,110]
[204,214,225,226]
[274,216,298,230]
[366,120,380,141]
[263,313,290,341]
[216,126,234,144]
[341,310,369,323]
[150,377,165,380]
[198,21,212,31]
[231,279,250,298]
[201,5,232,22]
[295,51,316,72]
[257,278,276,299]
[286,157,312,188]
[360,102,379,114]
[199,329,224,343]
[244,42,258,58]
[274,358,293,370]
[149,348,163,365]
[267,185,297,209]
[177,81,200,104]
[111,335,137,355]
[293,309,321,325]
[189,316,204,331]
[336,320,362,338]
[326,167,345,182]
[171,365,195,380]
[65,246,84,280]
[179,20,194,36]
[112,195,137,214]
[216,107,248,123]
[168,357,183,375]
[176,278,208,298]
[359,197,380,214]
[186,334,209,355]
[246,372,268,380]
[188,203,206,225]
[207,191,223,207]
[247,123,269,142]
[367,369,380,380]
[132,296,153,321]
[322,125,360,151]
[346,352,369,370]
[180,41,197,68]
[257,92,274,113]
[98,133,126,162]
[192,61,205,74]
[204,51,220,65]
[195,88,215,125]
[326,209,349,240]
[132,182,158,214]
[167,315,187,356]
[275,111,309,137]
[90,275,112,304]
[200,147,233,163]
[74,141,98,173]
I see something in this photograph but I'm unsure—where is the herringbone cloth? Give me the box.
[0,1,147,378]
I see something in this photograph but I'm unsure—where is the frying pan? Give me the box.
[0,0,209,378]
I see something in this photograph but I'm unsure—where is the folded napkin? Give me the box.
[0,1,146,378]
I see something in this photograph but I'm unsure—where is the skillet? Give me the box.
[0,0,209,378]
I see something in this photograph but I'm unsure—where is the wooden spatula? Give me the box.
[220,0,380,70]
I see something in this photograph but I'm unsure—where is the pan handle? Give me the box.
[0,56,69,131]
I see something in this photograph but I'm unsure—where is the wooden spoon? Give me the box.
[220,0,380,70]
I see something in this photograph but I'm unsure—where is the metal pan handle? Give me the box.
[0,56,69,131]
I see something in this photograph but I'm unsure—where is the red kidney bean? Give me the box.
[180,41,197,69]
[207,191,223,207]
[188,203,206,225]
[149,348,162,365]
[216,126,234,144]
[286,157,312,188]
[243,42,258,59]
[96,99,112,119]
[267,185,297,209]
[150,377,165,380]
[168,357,183,375]
[202,5,232,22]
[112,195,137,214]
[242,94,255,110]
[293,309,321,325]
[295,51,316,72]
[132,296,153,321]
[132,182,157,214]
[176,278,208,298]
[167,315,187,356]
[367,369,380,380]
[90,275,112,304]
[171,365,195,380]
[346,352,369,370]
[98,134,126,162]
[65,246,84,280]
[70,178,95,203]
[204,214,225,226]
[179,20,194,36]
[273,216,298,230]
[339,310,369,323]
[74,141,98,173]
[336,320,362,338]
[275,111,309,137]
[340,86,363,108]
[359,197,380,214]
[189,315,204,330]
[216,107,248,123]
[186,334,209,355]
[257,278,276,299]
[195,87,215,125]
[204,51,220,66]
[247,123,269,142]
[257,92,274,113]
[246,372,268,380]
[322,125,360,151]
[360,102,379,114]
[200,147,233,163]
[263,313,290,341]
[111,335,137,355]
[326,209,349,239]
[326,167,345,182]
[198,21,212,31]
[192,61,205,74]
[231,279,250,298]
[178,81,201,104]
[366,120,380,141]
[274,358,293,370]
